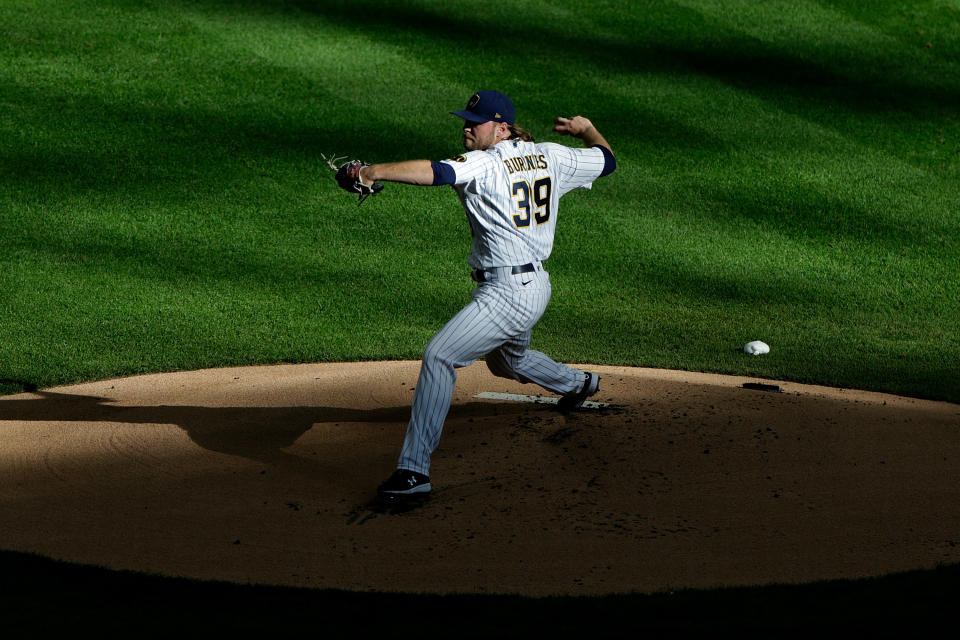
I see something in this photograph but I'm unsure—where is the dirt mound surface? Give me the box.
[1,361,958,596]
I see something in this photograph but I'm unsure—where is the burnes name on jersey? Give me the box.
[503,154,548,174]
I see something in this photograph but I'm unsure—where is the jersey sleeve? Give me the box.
[437,150,498,186]
[431,161,456,186]
[541,143,609,196]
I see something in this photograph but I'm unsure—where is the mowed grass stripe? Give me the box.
[0,0,957,401]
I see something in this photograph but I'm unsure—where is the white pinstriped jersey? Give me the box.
[439,140,607,269]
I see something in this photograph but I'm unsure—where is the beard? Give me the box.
[463,126,498,151]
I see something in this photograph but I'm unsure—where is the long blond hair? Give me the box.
[508,123,535,142]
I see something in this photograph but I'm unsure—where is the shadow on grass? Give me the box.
[0,547,955,633]
[182,0,960,113]
[4,1,957,405]
[8,0,955,206]
[0,79,412,202]
[0,379,38,396]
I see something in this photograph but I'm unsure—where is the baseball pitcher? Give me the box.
[333,90,616,501]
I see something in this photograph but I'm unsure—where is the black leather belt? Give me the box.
[471,263,537,283]
[511,263,537,275]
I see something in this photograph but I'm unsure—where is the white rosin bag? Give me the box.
[744,340,770,355]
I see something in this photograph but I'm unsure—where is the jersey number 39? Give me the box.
[511,177,552,228]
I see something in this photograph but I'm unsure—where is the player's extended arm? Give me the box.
[359,160,435,187]
[553,115,615,177]
[552,116,612,153]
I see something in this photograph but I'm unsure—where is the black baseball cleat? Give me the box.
[377,469,432,498]
[557,371,600,413]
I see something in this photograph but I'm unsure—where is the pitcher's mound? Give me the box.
[1,361,958,596]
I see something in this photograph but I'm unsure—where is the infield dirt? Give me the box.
[1,361,958,596]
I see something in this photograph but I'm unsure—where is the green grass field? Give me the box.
[1,0,958,631]
[2,0,957,402]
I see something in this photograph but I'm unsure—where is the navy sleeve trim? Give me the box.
[431,161,456,186]
[592,145,616,177]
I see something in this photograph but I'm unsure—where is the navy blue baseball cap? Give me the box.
[450,90,515,125]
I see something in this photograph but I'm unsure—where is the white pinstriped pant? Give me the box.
[397,265,587,476]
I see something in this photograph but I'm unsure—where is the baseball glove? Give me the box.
[325,155,384,205]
